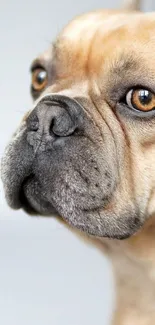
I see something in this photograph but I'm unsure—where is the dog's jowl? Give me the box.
[2,0,155,324]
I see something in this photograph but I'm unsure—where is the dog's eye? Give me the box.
[31,68,48,92]
[125,88,155,112]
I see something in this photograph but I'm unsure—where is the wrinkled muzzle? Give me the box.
[1,94,142,239]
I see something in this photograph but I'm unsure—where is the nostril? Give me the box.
[49,118,57,136]
[27,114,39,132]
[49,113,76,137]
[30,121,39,132]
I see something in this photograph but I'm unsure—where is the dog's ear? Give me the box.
[122,0,142,11]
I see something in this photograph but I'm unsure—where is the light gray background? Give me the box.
[0,0,154,324]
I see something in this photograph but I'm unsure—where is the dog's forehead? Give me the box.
[61,10,115,40]
[34,10,155,84]
[58,11,155,55]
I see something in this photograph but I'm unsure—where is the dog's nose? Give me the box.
[26,95,83,139]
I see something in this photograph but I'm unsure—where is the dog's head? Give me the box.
[2,0,155,239]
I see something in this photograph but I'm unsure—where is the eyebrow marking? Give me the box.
[30,43,56,74]
[111,54,139,77]
[30,59,45,73]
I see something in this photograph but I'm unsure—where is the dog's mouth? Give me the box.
[2,149,143,239]
[19,174,59,216]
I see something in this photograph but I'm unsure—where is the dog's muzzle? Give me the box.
[18,95,86,214]
[2,93,134,239]
[2,93,114,216]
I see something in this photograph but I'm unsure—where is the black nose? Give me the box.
[26,95,83,139]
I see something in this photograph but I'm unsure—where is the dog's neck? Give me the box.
[103,215,155,325]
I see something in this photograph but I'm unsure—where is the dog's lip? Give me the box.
[17,174,58,216]
[19,174,39,215]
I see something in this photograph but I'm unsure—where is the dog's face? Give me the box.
[2,9,155,239]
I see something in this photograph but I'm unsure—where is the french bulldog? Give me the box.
[2,0,155,323]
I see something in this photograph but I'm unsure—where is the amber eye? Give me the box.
[31,68,48,92]
[126,88,155,112]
